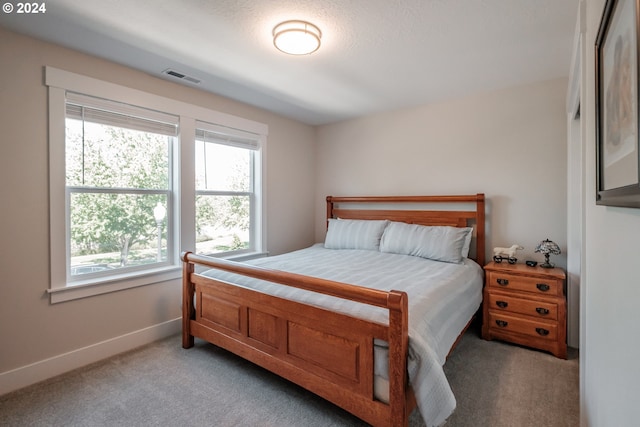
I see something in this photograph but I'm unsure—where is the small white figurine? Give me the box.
[493,244,523,264]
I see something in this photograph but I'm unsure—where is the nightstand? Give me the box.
[482,261,567,359]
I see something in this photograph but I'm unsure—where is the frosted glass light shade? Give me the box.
[273,20,321,55]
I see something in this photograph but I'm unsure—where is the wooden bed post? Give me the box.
[387,290,409,427]
[181,251,195,349]
[476,193,486,266]
[326,196,334,228]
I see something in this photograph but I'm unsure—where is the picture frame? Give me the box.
[595,0,640,208]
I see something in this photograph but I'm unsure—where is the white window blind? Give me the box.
[195,121,260,150]
[66,92,179,137]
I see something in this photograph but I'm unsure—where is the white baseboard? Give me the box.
[0,317,181,396]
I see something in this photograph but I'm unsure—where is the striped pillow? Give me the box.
[324,219,389,251]
[380,222,472,264]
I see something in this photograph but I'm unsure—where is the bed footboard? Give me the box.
[181,252,411,427]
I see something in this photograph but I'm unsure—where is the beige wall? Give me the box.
[315,78,569,268]
[0,28,316,376]
[582,1,640,425]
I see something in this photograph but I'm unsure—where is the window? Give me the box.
[46,67,267,303]
[195,124,260,256]
[65,93,177,281]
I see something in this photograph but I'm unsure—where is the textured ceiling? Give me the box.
[0,0,579,125]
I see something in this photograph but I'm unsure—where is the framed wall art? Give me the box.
[595,0,640,208]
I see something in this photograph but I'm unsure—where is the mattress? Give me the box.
[201,244,483,426]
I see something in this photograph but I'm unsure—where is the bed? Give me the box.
[181,194,486,427]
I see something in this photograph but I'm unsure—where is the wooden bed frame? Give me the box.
[181,194,485,427]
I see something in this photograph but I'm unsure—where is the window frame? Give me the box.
[64,93,178,283]
[194,123,262,257]
[46,66,268,303]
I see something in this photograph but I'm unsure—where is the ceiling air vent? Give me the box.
[161,69,201,85]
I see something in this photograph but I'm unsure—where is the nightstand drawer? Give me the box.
[488,293,558,320]
[486,272,562,296]
[488,312,558,341]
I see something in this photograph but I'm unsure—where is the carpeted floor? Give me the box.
[0,322,578,426]
[440,323,578,426]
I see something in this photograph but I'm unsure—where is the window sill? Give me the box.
[48,266,182,304]
[48,252,268,304]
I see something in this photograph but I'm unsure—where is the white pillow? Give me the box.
[324,219,389,251]
[380,222,473,264]
[461,226,474,258]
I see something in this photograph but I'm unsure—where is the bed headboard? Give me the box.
[326,194,486,266]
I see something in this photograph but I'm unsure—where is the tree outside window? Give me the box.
[195,130,256,255]
[65,103,174,277]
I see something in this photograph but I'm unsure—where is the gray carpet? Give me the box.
[0,323,578,426]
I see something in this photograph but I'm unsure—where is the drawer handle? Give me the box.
[495,320,508,328]
[536,307,549,315]
[496,301,508,308]
[536,327,550,336]
[536,283,550,292]
[496,278,509,286]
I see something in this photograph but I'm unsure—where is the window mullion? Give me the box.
[68,187,170,196]
[195,190,251,197]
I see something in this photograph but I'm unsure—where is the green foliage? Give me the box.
[67,120,169,266]
[194,141,252,253]
[229,234,245,250]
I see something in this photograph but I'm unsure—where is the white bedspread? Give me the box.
[201,244,483,427]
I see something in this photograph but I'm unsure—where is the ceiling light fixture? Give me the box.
[272,20,321,55]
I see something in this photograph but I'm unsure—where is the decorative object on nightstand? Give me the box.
[534,238,561,268]
[482,262,567,359]
[492,244,523,264]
